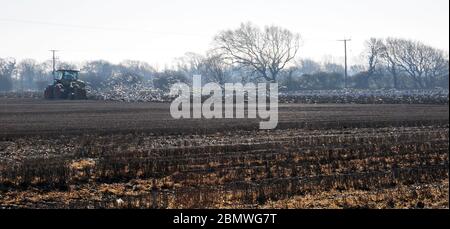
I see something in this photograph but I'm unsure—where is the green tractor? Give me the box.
[44,69,87,99]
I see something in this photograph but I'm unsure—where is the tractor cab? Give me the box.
[54,70,80,85]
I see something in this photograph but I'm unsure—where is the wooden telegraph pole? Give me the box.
[337,39,351,88]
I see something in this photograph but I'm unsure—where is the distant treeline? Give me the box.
[1,23,448,92]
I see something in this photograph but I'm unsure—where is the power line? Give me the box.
[0,18,204,37]
[0,18,146,32]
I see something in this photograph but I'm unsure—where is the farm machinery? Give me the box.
[44,69,87,99]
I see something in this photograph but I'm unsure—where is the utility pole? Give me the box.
[337,39,351,88]
[49,50,59,78]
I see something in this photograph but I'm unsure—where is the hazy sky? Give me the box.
[1,0,449,67]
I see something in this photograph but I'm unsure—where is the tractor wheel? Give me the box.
[44,86,54,99]
[53,84,65,99]
[79,89,87,99]
[72,88,87,100]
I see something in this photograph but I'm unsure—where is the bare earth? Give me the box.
[0,98,448,136]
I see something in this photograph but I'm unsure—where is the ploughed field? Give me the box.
[1,98,448,136]
[0,98,448,208]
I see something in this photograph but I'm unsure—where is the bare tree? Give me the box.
[201,52,230,86]
[381,38,401,88]
[0,58,16,91]
[422,48,449,88]
[384,38,449,88]
[356,38,385,88]
[364,38,384,77]
[214,22,300,82]
[322,62,344,74]
[298,58,321,75]
[17,59,45,91]
[175,52,205,76]
[119,60,156,81]
[80,60,115,88]
[284,59,322,79]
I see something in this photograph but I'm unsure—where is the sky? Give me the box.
[0,0,449,67]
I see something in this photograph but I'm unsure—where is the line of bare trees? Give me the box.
[355,38,449,89]
[1,23,448,92]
